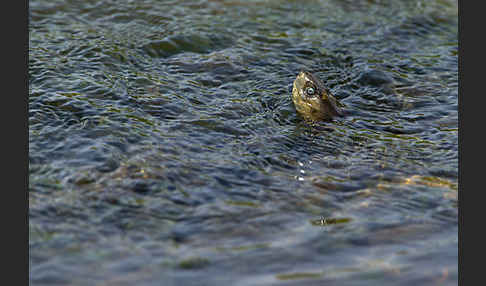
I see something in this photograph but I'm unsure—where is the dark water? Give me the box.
[29,0,458,285]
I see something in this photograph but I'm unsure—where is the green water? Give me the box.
[29,0,458,285]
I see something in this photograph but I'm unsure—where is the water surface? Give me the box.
[29,0,458,285]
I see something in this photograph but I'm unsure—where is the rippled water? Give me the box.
[29,0,458,285]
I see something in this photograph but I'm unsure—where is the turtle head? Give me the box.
[292,70,342,121]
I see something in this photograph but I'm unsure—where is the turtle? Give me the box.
[292,70,343,122]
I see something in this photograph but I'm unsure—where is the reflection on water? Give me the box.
[29,0,458,285]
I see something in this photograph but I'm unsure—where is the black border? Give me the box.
[458,0,466,285]
[458,1,463,285]
[3,0,29,284]
[24,0,29,285]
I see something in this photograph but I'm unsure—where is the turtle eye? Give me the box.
[306,87,315,96]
